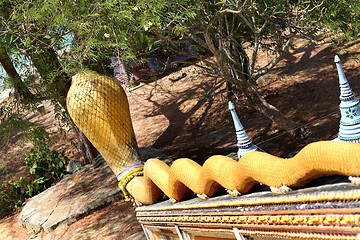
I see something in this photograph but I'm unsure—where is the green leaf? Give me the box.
[273,11,284,15]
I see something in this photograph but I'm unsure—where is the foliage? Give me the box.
[0,175,54,219]
[0,0,358,218]
[0,0,359,136]
[320,0,360,40]
[24,127,69,183]
[0,0,358,100]
[0,126,69,218]
[0,178,18,218]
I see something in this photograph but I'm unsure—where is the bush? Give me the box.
[0,127,70,219]
[0,179,18,219]
[23,127,69,197]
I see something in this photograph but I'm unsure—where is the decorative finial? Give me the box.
[335,55,360,143]
[229,101,257,159]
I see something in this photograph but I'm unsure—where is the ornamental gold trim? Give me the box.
[138,208,360,217]
[137,190,360,212]
[143,225,359,240]
[138,214,360,227]
[180,227,358,240]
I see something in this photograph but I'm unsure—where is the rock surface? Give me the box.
[66,159,85,174]
[18,147,172,234]
[124,232,147,240]
[19,163,122,233]
[37,200,143,240]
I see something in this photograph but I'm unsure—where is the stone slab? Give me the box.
[19,164,122,233]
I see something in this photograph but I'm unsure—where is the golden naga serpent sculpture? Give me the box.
[67,71,360,205]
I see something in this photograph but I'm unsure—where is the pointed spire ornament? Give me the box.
[335,55,360,143]
[229,101,257,159]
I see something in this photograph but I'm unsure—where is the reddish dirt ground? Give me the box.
[0,200,141,240]
[0,35,360,239]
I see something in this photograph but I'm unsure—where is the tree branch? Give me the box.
[251,31,294,81]
[205,0,249,32]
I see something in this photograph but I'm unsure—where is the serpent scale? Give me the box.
[66,71,360,206]
[67,71,142,177]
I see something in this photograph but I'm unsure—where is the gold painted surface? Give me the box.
[193,236,236,240]
[151,231,179,240]
[137,189,360,212]
[234,228,357,240]
[67,71,141,176]
[139,207,360,217]
[139,197,360,239]
[135,141,360,203]
[147,225,359,240]
[144,222,360,239]
[180,227,358,240]
[138,214,360,227]
[67,72,360,240]
[67,72,360,207]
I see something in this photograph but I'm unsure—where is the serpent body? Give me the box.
[67,71,360,205]
[67,71,142,178]
[127,141,360,204]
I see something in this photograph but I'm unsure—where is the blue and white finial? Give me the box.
[335,55,360,143]
[229,101,257,159]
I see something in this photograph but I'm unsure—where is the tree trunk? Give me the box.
[213,37,308,138]
[29,47,71,106]
[28,46,100,164]
[76,128,100,165]
[245,85,295,133]
[0,46,35,102]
